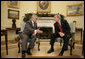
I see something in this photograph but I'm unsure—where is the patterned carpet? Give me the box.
[1,42,84,58]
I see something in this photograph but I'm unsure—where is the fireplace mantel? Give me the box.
[37,17,55,33]
[38,17,54,20]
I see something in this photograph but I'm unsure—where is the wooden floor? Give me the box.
[1,42,84,58]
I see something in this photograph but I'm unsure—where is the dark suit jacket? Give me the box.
[54,19,71,38]
[20,20,38,49]
[23,20,38,36]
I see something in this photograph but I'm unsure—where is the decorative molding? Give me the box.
[38,17,54,20]
[37,17,55,33]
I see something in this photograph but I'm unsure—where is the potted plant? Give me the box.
[23,13,33,22]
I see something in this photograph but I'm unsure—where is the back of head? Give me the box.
[31,14,38,20]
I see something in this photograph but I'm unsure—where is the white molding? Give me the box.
[37,17,55,33]
[38,17,54,20]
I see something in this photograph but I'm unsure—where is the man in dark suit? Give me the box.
[47,14,71,56]
[21,14,43,58]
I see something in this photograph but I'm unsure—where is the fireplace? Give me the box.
[37,17,55,39]
[38,27,53,39]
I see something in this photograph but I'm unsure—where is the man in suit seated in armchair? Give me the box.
[47,13,72,56]
[21,14,43,58]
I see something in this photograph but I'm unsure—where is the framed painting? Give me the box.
[67,3,84,16]
[8,9,19,19]
[37,1,51,13]
[8,1,20,9]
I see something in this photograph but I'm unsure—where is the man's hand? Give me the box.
[32,33,36,36]
[59,32,65,37]
[33,29,43,36]
[37,29,43,34]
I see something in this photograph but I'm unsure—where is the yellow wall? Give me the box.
[1,1,84,30]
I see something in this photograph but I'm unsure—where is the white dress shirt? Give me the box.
[32,21,37,34]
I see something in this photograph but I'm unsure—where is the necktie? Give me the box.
[58,22,63,32]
